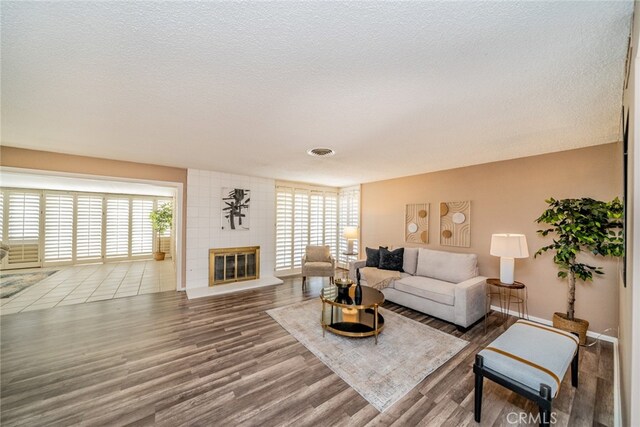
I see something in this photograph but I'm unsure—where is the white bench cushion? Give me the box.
[394,276,455,306]
[478,320,579,397]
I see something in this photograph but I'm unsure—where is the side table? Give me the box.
[484,278,528,333]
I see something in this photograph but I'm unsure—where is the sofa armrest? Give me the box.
[348,259,367,282]
[454,276,487,328]
[330,256,336,269]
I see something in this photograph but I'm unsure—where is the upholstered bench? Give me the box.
[473,319,579,427]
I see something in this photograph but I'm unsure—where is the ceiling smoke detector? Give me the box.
[307,147,336,157]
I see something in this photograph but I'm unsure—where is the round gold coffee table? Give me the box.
[320,285,385,344]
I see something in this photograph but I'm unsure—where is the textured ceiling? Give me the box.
[0,2,633,186]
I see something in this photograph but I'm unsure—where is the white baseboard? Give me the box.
[488,305,618,343]
[614,338,621,427]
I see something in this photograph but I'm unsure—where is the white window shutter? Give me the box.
[338,188,360,265]
[131,199,153,255]
[309,192,324,246]
[293,190,309,268]
[7,191,41,266]
[44,193,74,262]
[275,187,293,271]
[156,199,172,255]
[324,193,338,259]
[76,195,103,260]
[106,197,130,258]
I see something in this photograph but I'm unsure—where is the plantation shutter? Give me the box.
[324,192,338,259]
[338,187,360,265]
[275,187,294,270]
[76,195,103,260]
[131,199,153,255]
[7,191,41,266]
[309,192,324,246]
[157,199,172,254]
[44,193,74,262]
[105,197,130,258]
[293,190,309,268]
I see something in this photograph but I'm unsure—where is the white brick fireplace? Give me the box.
[185,169,278,291]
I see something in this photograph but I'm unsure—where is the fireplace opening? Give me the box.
[209,246,260,286]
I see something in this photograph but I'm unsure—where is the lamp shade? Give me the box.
[343,226,359,240]
[490,234,529,258]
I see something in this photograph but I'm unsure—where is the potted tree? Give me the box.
[535,197,623,344]
[149,202,173,261]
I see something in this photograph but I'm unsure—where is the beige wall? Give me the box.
[361,143,622,334]
[619,5,638,426]
[0,146,188,287]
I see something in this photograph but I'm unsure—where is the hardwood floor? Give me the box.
[0,277,613,426]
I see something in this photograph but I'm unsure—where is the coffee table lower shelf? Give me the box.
[321,306,385,344]
[323,315,385,337]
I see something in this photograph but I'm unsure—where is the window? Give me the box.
[338,187,360,266]
[275,187,294,271]
[293,191,309,268]
[44,193,74,263]
[324,193,338,259]
[6,191,41,266]
[275,182,347,273]
[105,197,131,258]
[76,195,103,260]
[131,199,154,255]
[0,188,173,268]
[157,199,172,254]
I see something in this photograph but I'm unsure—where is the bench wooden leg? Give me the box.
[474,355,484,422]
[538,384,553,427]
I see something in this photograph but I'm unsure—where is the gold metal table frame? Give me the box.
[320,285,385,344]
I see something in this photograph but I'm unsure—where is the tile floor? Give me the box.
[0,260,176,315]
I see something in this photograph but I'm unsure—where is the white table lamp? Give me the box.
[490,233,529,284]
[343,226,359,254]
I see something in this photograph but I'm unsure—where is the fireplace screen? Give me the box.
[209,246,260,286]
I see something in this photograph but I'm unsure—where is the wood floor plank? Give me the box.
[0,276,612,426]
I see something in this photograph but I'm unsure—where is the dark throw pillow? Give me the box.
[378,247,404,272]
[365,246,388,267]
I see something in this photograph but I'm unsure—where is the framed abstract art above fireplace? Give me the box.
[221,188,251,230]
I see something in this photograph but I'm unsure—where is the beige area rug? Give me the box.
[267,299,468,412]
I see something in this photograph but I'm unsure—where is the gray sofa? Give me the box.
[349,247,487,328]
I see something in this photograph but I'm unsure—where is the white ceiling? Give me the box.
[0,2,633,187]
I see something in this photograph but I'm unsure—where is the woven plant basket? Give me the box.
[553,312,589,345]
[153,252,166,261]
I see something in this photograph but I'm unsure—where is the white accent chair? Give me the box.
[301,245,335,287]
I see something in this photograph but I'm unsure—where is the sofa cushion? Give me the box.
[402,247,419,275]
[394,276,455,306]
[379,247,404,271]
[306,245,331,262]
[416,248,478,283]
[365,246,387,267]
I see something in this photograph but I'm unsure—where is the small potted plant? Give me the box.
[535,197,623,344]
[149,202,173,261]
